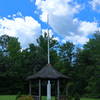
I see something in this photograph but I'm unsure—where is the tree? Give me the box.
[7,37,21,57]
[0,35,11,74]
[75,31,100,96]
[83,31,100,97]
[37,32,59,65]
[58,41,75,75]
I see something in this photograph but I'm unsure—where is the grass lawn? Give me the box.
[0,95,100,100]
[81,98,100,100]
[42,96,56,100]
[0,95,16,100]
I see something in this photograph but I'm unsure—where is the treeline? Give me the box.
[0,32,100,97]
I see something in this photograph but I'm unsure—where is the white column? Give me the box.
[47,80,51,100]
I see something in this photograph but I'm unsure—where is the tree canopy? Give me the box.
[0,32,100,97]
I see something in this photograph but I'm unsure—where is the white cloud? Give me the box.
[90,0,100,12]
[35,0,81,36]
[78,21,98,36]
[0,16,41,48]
[62,35,89,45]
[8,12,23,18]
[62,21,99,45]
[53,37,60,42]
[36,0,81,22]
[35,0,100,45]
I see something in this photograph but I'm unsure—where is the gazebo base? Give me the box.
[32,95,39,100]
[32,95,68,100]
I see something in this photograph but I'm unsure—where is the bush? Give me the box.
[16,92,22,100]
[17,96,33,100]
[67,96,73,100]
[74,93,80,100]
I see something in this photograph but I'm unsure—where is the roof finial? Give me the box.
[47,14,50,64]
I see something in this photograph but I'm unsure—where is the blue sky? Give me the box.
[0,0,100,48]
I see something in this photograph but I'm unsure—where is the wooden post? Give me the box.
[39,80,41,100]
[57,80,60,100]
[66,84,68,97]
[29,80,32,95]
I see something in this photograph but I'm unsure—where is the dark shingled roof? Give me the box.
[27,64,69,80]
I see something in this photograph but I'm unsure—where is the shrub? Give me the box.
[16,92,22,100]
[67,96,73,100]
[74,93,80,100]
[17,96,33,100]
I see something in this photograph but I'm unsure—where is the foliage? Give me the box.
[16,92,22,100]
[74,93,80,100]
[0,31,100,97]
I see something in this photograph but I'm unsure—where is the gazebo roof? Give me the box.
[27,64,70,80]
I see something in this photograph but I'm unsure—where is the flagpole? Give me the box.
[47,14,51,100]
[47,14,50,64]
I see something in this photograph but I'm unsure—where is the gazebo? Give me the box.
[27,64,70,100]
[27,14,70,100]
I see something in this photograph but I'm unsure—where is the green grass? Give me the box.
[81,98,100,100]
[0,95,16,100]
[42,96,55,100]
[0,95,100,100]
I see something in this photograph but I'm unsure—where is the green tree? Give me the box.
[58,41,75,75]
[75,31,100,96]
[0,35,10,52]
[84,31,100,97]
[7,37,21,57]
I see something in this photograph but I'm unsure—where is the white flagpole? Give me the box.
[47,14,50,64]
[47,14,51,100]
